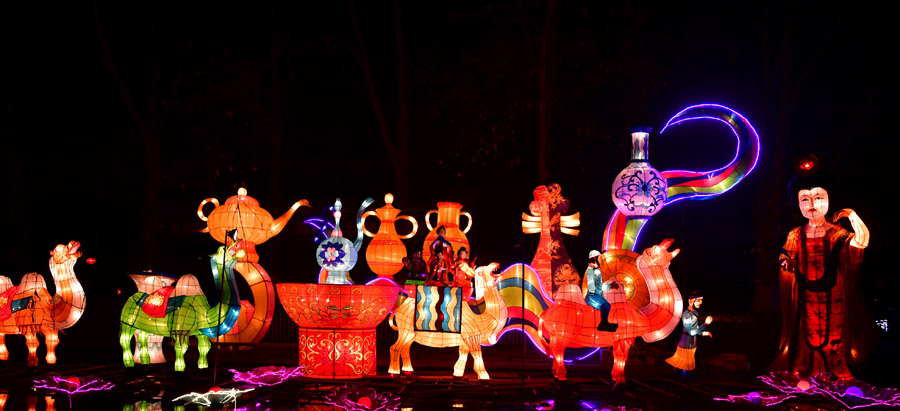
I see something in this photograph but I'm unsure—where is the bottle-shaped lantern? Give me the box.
[362,194,419,277]
[611,127,668,218]
[422,202,472,262]
[316,198,373,285]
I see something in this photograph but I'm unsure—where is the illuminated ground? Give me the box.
[4,340,894,411]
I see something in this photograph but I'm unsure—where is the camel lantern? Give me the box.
[0,241,86,367]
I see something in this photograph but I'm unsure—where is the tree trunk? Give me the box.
[538,0,561,184]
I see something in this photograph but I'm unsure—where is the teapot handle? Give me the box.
[197,198,220,232]
[361,211,378,237]
[425,209,438,231]
[460,211,473,234]
[397,216,419,239]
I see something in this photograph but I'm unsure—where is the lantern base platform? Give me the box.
[298,327,377,379]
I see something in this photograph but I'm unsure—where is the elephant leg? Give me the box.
[611,338,633,384]
[469,337,490,380]
[120,324,136,367]
[197,335,211,369]
[173,337,188,372]
[0,333,8,360]
[453,343,470,377]
[24,331,40,367]
[44,329,59,364]
[137,330,151,365]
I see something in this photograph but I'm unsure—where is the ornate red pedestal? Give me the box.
[276,282,399,379]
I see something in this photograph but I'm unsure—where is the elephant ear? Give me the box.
[175,274,204,297]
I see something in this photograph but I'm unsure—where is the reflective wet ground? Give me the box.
[0,343,895,410]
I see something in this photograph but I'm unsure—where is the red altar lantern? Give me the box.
[276,282,399,379]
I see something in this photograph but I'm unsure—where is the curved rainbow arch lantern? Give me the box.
[197,187,310,346]
[501,103,760,384]
[277,197,401,379]
[603,104,761,252]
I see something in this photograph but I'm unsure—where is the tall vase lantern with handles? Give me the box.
[422,202,472,262]
[362,193,419,277]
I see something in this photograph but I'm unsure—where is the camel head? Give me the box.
[475,262,502,287]
[50,241,81,265]
[212,240,248,265]
[642,238,679,267]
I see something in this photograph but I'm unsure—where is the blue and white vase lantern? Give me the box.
[611,127,667,218]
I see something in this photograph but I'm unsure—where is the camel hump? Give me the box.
[174,274,204,296]
[18,273,47,292]
[0,276,12,293]
[554,284,586,305]
[129,274,178,294]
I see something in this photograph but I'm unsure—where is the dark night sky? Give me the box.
[2,1,898,345]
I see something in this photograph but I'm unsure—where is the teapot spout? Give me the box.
[268,199,310,238]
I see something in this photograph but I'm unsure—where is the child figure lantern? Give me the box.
[666,291,713,379]
[773,157,876,380]
[197,187,309,345]
[277,197,400,379]
[362,193,419,278]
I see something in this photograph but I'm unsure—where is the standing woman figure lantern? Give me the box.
[773,155,876,380]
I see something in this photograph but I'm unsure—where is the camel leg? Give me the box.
[120,324,136,367]
[173,336,188,372]
[197,335,211,369]
[24,331,40,367]
[469,337,490,380]
[44,329,59,364]
[137,330,151,365]
[547,335,569,381]
[611,338,633,384]
[453,342,470,377]
[389,329,416,374]
[0,333,8,360]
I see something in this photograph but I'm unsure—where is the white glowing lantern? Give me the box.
[612,127,668,217]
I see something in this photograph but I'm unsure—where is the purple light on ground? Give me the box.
[34,376,114,408]
[715,372,900,409]
[230,365,305,387]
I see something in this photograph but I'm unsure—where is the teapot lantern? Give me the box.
[198,188,309,250]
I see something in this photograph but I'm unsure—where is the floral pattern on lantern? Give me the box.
[611,128,667,218]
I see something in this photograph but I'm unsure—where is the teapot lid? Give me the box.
[224,187,260,207]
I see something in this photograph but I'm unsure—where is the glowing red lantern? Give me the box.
[276,282,399,379]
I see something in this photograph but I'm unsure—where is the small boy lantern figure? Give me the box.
[665,291,712,380]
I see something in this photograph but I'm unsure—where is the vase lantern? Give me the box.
[362,194,419,277]
[611,127,668,218]
[422,202,472,261]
